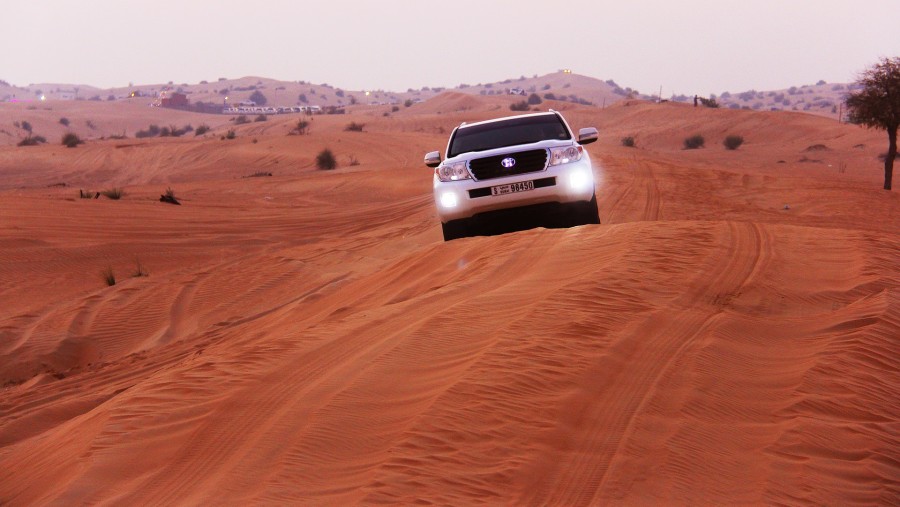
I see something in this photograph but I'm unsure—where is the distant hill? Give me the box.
[0,72,853,121]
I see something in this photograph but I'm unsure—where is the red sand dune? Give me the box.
[0,99,898,505]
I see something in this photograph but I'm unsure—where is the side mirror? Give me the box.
[578,127,599,145]
[424,151,442,168]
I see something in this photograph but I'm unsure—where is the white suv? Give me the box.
[425,111,600,241]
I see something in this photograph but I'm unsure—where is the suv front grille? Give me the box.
[468,149,548,180]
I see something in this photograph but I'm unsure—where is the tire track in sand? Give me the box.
[114,233,564,505]
[601,154,661,223]
[517,221,769,505]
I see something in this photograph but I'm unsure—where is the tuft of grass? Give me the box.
[243,171,273,178]
[344,122,365,132]
[195,124,210,136]
[723,135,744,150]
[102,266,116,286]
[289,120,309,135]
[683,134,705,150]
[225,129,236,140]
[254,114,268,122]
[18,135,47,146]
[132,258,148,277]
[509,100,530,111]
[316,148,337,170]
[101,188,124,200]
[348,155,360,166]
[621,136,635,148]
[62,132,83,148]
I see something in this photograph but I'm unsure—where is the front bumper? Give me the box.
[433,155,597,222]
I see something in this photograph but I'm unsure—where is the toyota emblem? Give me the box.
[501,157,516,168]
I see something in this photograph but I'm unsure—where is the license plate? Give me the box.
[491,180,534,196]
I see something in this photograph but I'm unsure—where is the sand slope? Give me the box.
[0,100,898,505]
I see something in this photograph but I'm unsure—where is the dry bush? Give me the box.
[683,134,705,149]
[316,148,336,170]
[724,135,744,150]
[62,133,83,148]
[101,188,124,199]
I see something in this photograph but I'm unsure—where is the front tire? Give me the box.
[441,219,470,241]
[569,194,601,226]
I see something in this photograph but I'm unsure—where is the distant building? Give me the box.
[160,92,188,108]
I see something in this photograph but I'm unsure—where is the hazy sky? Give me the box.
[3,0,898,96]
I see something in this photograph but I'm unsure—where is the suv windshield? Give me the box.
[448,114,571,158]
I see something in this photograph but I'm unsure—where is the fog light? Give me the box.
[569,170,592,191]
[440,192,459,208]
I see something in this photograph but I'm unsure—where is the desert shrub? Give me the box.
[509,100,530,111]
[544,92,557,100]
[723,135,744,150]
[59,117,70,126]
[20,121,32,133]
[234,115,250,125]
[159,126,171,137]
[85,120,96,130]
[18,135,47,146]
[79,189,97,199]
[62,133,83,148]
[102,266,116,286]
[290,119,309,135]
[195,124,210,136]
[699,97,719,108]
[316,148,336,170]
[298,93,308,103]
[335,89,345,98]
[391,105,399,112]
[132,258,148,277]
[527,93,542,105]
[225,129,236,140]
[683,134,705,149]
[249,90,268,106]
[404,99,414,108]
[135,124,161,138]
[101,188,124,199]
[621,136,635,147]
[348,155,360,166]
[254,114,268,122]
[344,122,365,132]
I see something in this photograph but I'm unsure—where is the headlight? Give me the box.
[549,145,583,166]
[436,161,471,182]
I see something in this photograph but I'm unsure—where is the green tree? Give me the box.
[846,57,900,190]
[249,90,268,106]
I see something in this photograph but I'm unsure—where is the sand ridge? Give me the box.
[0,98,898,505]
